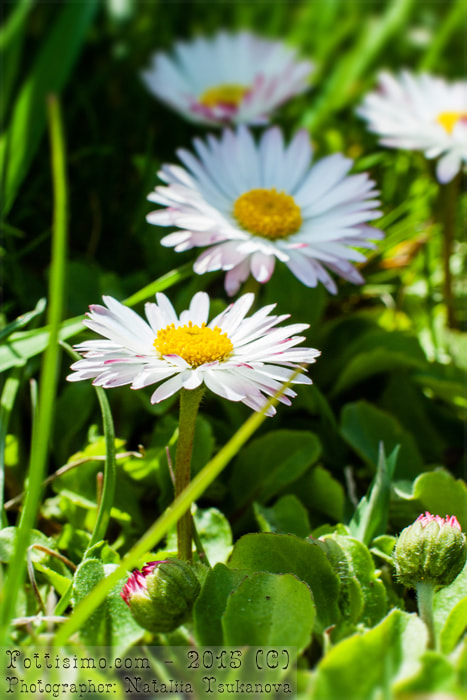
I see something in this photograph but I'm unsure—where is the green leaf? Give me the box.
[193,563,248,645]
[0,316,84,372]
[341,401,424,478]
[229,430,321,510]
[317,322,425,390]
[72,559,142,652]
[439,597,467,656]
[33,563,71,596]
[228,533,340,634]
[0,298,46,341]
[287,465,345,525]
[254,494,311,538]
[313,609,427,700]
[320,533,387,629]
[0,2,98,214]
[392,469,467,531]
[85,541,121,565]
[434,563,467,654]
[331,347,424,397]
[370,535,397,564]
[222,571,315,650]
[166,507,232,567]
[413,368,466,409]
[393,650,457,694]
[53,436,144,533]
[0,526,54,563]
[193,507,233,566]
[380,374,446,462]
[349,443,399,545]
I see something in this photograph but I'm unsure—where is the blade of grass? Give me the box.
[0,1,97,215]
[122,262,194,306]
[53,370,302,645]
[302,0,415,131]
[60,340,117,551]
[0,298,46,342]
[51,342,118,618]
[0,368,22,524]
[419,0,466,71]
[87,387,117,548]
[0,95,68,644]
[0,264,196,373]
[0,0,34,128]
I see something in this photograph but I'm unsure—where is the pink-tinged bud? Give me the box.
[121,559,201,634]
[394,512,466,588]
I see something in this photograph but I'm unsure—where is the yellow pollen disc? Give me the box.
[153,322,233,368]
[199,84,249,108]
[233,188,302,240]
[436,111,467,134]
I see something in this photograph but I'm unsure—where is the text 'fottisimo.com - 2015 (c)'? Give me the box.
[2,646,297,697]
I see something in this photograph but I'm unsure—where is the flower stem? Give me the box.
[175,386,204,562]
[439,174,459,329]
[416,581,436,649]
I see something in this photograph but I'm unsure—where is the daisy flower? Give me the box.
[67,292,320,416]
[146,126,383,296]
[358,71,467,183]
[141,30,313,126]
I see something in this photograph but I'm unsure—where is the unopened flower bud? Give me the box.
[121,559,201,633]
[394,512,466,588]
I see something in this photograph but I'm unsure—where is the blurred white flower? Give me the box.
[358,71,467,183]
[147,126,383,295]
[67,292,320,416]
[141,31,313,126]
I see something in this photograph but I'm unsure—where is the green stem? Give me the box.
[53,369,302,645]
[0,94,68,644]
[418,0,466,71]
[422,234,439,360]
[86,386,116,550]
[0,368,22,524]
[175,387,204,562]
[416,581,436,650]
[439,174,459,329]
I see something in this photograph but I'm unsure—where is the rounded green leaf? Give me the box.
[193,563,248,646]
[229,430,321,510]
[228,533,340,633]
[313,610,427,700]
[222,571,315,650]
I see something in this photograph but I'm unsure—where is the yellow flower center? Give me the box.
[199,84,249,108]
[153,322,233,368]
[436,111,467,134]
[233,188,303,240]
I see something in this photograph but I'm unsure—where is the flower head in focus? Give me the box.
[147,126,383,296]
[394,512,466,588]
[141,31,313,127]
[121,560,201,633]
[67,292,320,416]
[358,70,467,183]
[121,561,161,608]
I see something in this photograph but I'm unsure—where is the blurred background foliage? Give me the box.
[1,0,465,552]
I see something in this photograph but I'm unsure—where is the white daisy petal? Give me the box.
[148,126,383,294]
[436,150,462,184]
[250,252,275,283]
[67,292,320,416]
[359,70,467,184]
[141,31,313,126]
[151,374,185,404]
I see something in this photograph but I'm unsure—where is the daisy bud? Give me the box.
[121,559,201,633]
[394,512,466,588]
